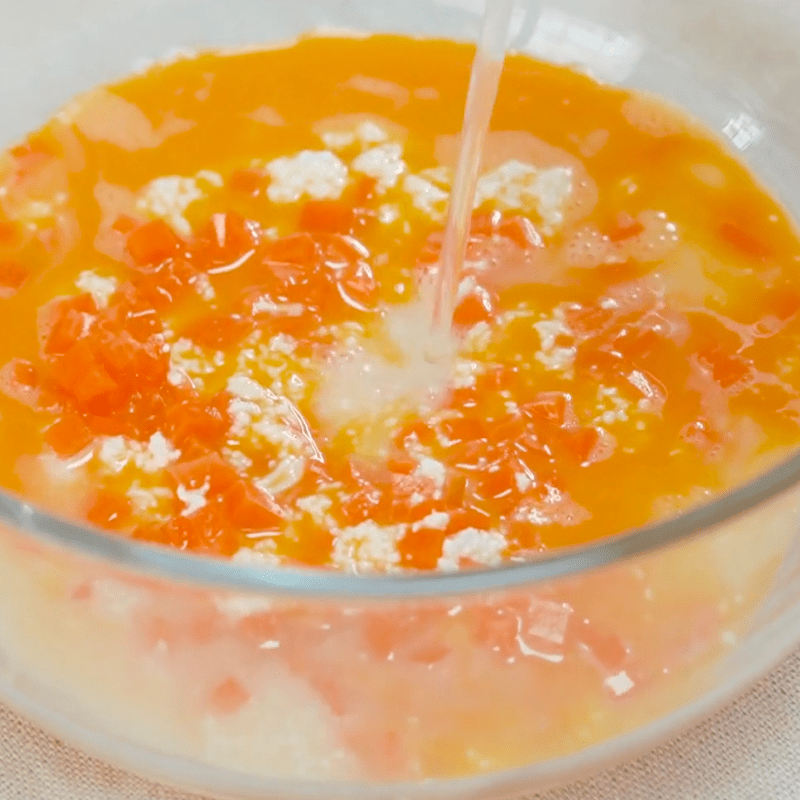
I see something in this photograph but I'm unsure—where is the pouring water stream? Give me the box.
[426,0,516,359]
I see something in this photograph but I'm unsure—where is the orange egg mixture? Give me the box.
[1,34,799,575]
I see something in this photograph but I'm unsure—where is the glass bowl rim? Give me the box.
[1,445,798,599]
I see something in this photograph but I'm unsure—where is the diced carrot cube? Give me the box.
[44,411,94,457]
[223,480,284,532]
[299,200,355,234]
[522,392,569,427]
[126,219,183,265]
[181,312,252,350]
[607,211,645,242]
[208,678,251,716]
[0,220,21,248]
[111,215,139,234]
[762,284,800,321]
[87,490,132,529]
[0,260,29,296]
[562,426,601,464]
[163,395,231,450]
[51,339,119,405]
[453,285,495,326]
[351,176,378,205]
[169,452,240,493]
[719,220,772,260]
[229,168,263,196]
[40,294,97,355]
[96,328,169,390]
[398,526,448,570]
[194,211,259,266]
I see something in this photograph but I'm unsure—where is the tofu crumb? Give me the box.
[378,204,401,224]
[437,528,507,571]
[136,175,204,236]
[533,307,576,375]
[296,494,334,525]
[94,433,179,476]
[168,338,222,388]
[402,174,449,220]
[319,120,390,151]
[214,592,275,622]
[412,510,450,531]
[177,480,210,516]
[474,160,573,235]
[232,544,282,567]
[264,150,349,203]
[136,432,181,473]
[194,273,216,302]
[126,481,174,520]
[594,386,631,425]
[351,143,406,191]
[332,521,405,572]
[413,456,447,493]
[226,373,319,489]
[604,671,635,697]
[75,271,118,308]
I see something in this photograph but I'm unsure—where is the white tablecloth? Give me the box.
[2,648,799,800]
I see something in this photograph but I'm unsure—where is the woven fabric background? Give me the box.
[0,649,799,800]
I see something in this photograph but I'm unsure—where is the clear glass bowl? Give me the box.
[1,0,800,797]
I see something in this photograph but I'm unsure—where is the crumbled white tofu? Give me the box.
[594,386,631,425]
[377,204,401,224]
[533,307,576,376]
[319,120,390,151]
[356,120,391,146]
[351,143,406,191]
[412,510,450,532]
[228,374,270,404]
[136,432,181,473]
[604,671,635,697]
[515,472,533,493]
[451,357,486,389]
[195,169,224,188]
[296,495,334,526]
[194,272,216,302]
[226,374,319,491]
[126,481,174,518]
[232,544,281,567]
[414,456,447,493]
[214,592,275,623]
[168,338,222,389]
[223,447,254,473]
[264,150,349,203]
[75,270,118,309]
[177,480,210,517]
[89,578,147,621]
[457,275,477,301]
[320,130,358,150]
[332,521,405,572]
[235,340,311,404]
[463,321,492,354]
[403,174,449,220]
[419,166,453,187]
[96,436,132,474]
[254,453,307,495]
[136,175,204,236]
[515,599,573,663]
[474,160,573,235]
[437,528,507,571]
[268,333,297,357]
[95,433,179,475]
